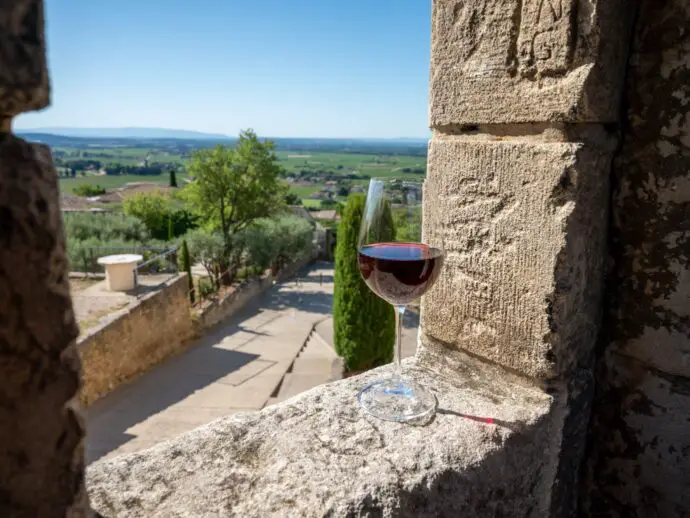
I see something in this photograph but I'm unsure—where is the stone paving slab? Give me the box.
[292,357,338,373]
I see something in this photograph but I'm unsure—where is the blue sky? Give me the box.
[16,0,431,138]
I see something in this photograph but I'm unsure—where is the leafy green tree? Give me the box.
[333,194,395,372]
[169,169,178,188]
[123,192,197,241]
[182,129,286,284]
[123,192,169,240]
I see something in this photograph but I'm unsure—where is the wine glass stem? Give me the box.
[394,305,405,377]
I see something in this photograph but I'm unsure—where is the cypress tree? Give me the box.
[169,169,178,188]
[333,194,395,372]
[181,239,194,303]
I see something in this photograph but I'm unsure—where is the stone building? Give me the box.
[0,0,688,516]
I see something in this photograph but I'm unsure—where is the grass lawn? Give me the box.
[288,184,322,197]
[275,151,426,179]
[301,199,323,209]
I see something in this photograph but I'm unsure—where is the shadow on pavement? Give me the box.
[294,274,334,285]
[86,346,259,463]
[266,290,333,315]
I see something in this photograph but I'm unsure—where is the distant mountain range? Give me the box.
[15,127,428,143]
[16,127,231,140]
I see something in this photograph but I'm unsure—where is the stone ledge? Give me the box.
[87,354,569,517]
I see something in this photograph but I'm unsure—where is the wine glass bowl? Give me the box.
[356,178,444,422]
[358,242,444,306]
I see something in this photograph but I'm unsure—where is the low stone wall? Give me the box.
[195,251,317,330]
[195,275,274,330]
[86,352,563,517]
[78,274,195,406]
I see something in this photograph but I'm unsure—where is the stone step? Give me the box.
[274,372,332,402]
[291,357,337,376]
[314,318,334,348]
[298,332,338,359]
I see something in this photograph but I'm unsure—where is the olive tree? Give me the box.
[182,129,286,283]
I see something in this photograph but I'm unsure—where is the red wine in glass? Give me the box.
[358,242,444,305]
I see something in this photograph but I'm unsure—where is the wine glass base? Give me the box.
[358,376,437,422]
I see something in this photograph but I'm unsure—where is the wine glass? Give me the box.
[356,178,444,422]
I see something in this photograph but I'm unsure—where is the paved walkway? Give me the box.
[86,264,335,464]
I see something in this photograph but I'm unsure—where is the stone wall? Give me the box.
[582,1,690,515]
[0,1,91,516]
[195,252,317,330]
[196,275,274,330]
[78,275,194,406]
[79,254,317,406]
[420,2,634,514]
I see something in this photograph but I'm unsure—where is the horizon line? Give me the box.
[15,126,431,141]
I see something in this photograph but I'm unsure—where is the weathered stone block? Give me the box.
[87,356,574,517]
[0,135,88,516]
[583,352,690,517]
[421,138,611,379]
[0,0,49,116]
[430,0,631,125]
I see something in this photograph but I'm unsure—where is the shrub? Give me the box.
[284,192,302,205]
[242,215,314,274]
[333,194,395,372]
[123,192,169,240]
[123,192,198,241]
[66,237,135,272]
[273,215,314,268]
[242,220,279,272]
[197,278,215,298]
[66,237,103,273]
[73,184,106,197]
[392,206,422,243]
[63,212,149,243]
[184,229,225,286]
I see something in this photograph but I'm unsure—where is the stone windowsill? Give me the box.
[86,349,563,517]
